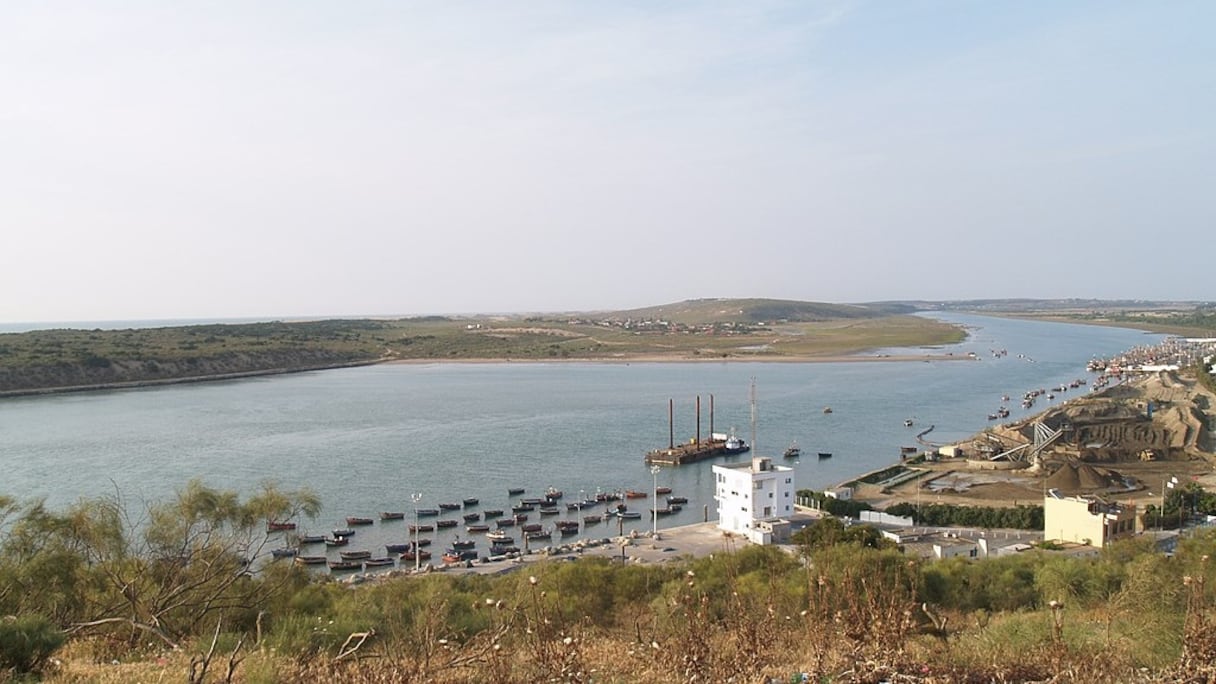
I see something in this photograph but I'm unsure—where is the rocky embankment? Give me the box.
[0,349,375,397]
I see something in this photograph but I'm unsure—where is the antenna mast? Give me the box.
[749,378,757,454]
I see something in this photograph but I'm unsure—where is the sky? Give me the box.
[2,1,1213,323]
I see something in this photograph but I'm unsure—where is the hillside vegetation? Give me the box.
[4,482,1216,682]
[0,299,963,395]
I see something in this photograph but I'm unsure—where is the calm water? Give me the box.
[0,313,1161,554]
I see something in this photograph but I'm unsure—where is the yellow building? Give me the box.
[1044,494,1138,548]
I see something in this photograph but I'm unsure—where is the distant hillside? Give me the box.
[603,298,913,325]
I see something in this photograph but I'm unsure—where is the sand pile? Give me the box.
[1045,462,1123,494]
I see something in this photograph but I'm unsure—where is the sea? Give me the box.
[0,312,1163,555]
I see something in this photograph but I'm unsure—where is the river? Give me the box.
[0,313,1162,552]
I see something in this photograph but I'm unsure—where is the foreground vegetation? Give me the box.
[0,299,964,395]
[4,483,1216,682]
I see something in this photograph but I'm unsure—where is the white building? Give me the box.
[713,456,795,544]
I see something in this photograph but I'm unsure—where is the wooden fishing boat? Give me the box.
[385,543,411,554]
[462,497,479,506]
[340,550,372,561]
[332,528,355,538]
[666,496,688,505]
[583,514,602,524]
[270,548,298,558]
[466,524,490,533]
[294,555,327,565]
[495,518,516,528]
[346,516,374,526]
[363,557,395,568]
[324,537,350,547]
[483,509,504,518]
[438,502,461,511]
[655,486,672,495]
[817,452,832,459]
[436,519,458,528]
[416,508,440,517]
[298,534,326,544]
[452,539,476,550]
[408,524,434,533]
[266,521,296,532]
[508,487,525,496]
[329,560,362,571]
[379,512,405,521]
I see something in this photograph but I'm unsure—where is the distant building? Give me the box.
[1044,494,1138,548]
[713,456,795,544]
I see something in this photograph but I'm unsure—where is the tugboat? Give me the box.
[723,428,750,455]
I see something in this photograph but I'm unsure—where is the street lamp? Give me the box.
[411,492,423,571]
[651,464,661,537]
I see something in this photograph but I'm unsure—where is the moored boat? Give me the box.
[666,496,688,505]
[400,549,432,561]
[436,519,458,528]
[408,524,434,533]
[294,555,327,565]
[583,514,602,524]
[463,497,480,507]
[521,523,543,533]
[508,487,525,496]
[363,557,395,567]
[438,502,461,511]
[267,521,297,532]
[416,508,440,517]
[340,550,372,561]
[329,560,362,571]
[332,528,355,538]
[464,512,481,522]
[379,512,405,521]
[619,511,642,519]
[483,509,504,518]
[655,486,673,495]
[452,539,476,550]
[298,534,326,544]
[385,543,411,553]
[783,442,801,459]
[817,452,832,459]
[624,490,647,499]
[325,536,350,547]
[495,518,516,528]
[270,548,298,558]
[466,524,490,533]
[346,516,374,526]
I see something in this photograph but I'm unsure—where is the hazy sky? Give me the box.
[2,1,1212,322]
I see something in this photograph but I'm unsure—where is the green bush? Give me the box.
[0,614,65,674]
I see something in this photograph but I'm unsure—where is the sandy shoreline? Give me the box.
[383,352,978,365]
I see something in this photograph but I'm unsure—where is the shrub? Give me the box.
[0,614,65,674]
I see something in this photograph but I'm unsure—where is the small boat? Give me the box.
[651,507,678,517]
[618,511,642,520]
[298,534,326,544]
[666,496,688,505]
[463,512,481,522]
[443,549,478,563]
[408,524,434,533]
[436,519,458,528]
[270,548,298,558]
[583,514,602,524]
[411,538,432,548]
[463,497,480,507]
[783,442,801,459]
[545,487,563,500]
[512,504,535,513]
[340,550,372,561]
[817,452,832,459]
[624,490,647,499]
[363,557,395,567]
[438,502,461,511]
[655,486,672,495]
[723,429,750,454]
[521,497,547,506]
[526,531,551,541]
[483,509,504,518]
[900,446,919,454]
[904,419,914,427]
[385,543,411,553]
[379,512,405,521]
[596,491,621,502]
[822,407,833,414]
[400,549,432,561]
[490,544,520,554]
[416,508,440,517]
[495,518,516,528]
[325,537,350,547]
[346,517,374,526]
[521,523,543,533]
[486,531,513,543]
[294,555,327,565]
[452,539,476,550]
[332,528,355,538]
[566,502,584,511]
[329,560,362,572]
[508,487,525,496]
[539,507,560,516]
[558,526,578,536]
[466,524,490,533]
[266,521,297,532]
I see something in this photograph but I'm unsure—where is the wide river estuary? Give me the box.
[0,313,1163,552]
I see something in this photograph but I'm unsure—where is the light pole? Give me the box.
[651,464,661,537]
[411,492,423,571]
